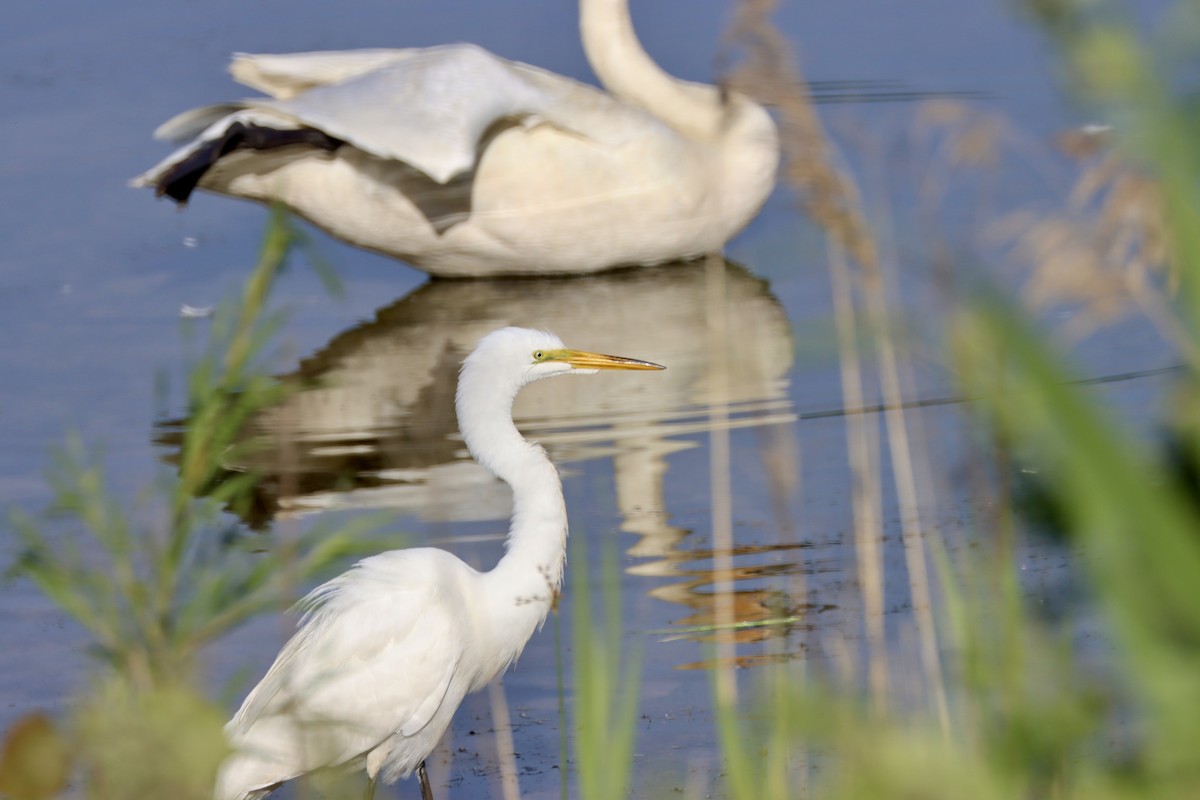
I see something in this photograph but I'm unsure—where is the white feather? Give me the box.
[132,0,779,277]
[212,328,662,800]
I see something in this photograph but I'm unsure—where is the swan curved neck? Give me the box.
[580,0,722,136]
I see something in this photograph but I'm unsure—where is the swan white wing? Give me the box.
[153,103,248,143]
[136,43,680,196]
[229,49,422,100]
[262,43,565,183]
[130,107,308,188]
[228,551,465,773]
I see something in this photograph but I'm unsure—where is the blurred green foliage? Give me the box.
[711,2,1200,798]
[2,210,380,799]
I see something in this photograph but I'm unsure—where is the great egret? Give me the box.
[131,0,779,277]
[213,327,663,800]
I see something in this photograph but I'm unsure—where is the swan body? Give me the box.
[213,327,663,800]
[132,0,779,277]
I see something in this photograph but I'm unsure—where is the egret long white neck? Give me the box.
[580,0,723,137]
[456,365,568,607]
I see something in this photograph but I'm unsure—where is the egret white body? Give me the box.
[213,327,663,800]
[132,0,779,277]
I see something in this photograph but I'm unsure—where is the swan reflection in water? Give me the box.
[159,259,828,660]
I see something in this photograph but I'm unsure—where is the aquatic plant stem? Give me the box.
[488,679,522,800]
[705,252,738,705]
[828,241,888,710]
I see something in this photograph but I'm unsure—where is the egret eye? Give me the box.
[533,350,544,361]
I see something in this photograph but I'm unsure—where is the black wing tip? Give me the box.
[154,122,344,206]
[156,174,197,205]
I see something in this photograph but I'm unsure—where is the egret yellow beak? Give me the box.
[552,349,665,371]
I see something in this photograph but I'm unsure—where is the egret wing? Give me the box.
[229,551,467,771]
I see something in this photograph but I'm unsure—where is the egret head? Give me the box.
[457,326,663,477]
[465,327,663,393]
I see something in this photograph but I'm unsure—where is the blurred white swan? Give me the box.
[131,0,779,277]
